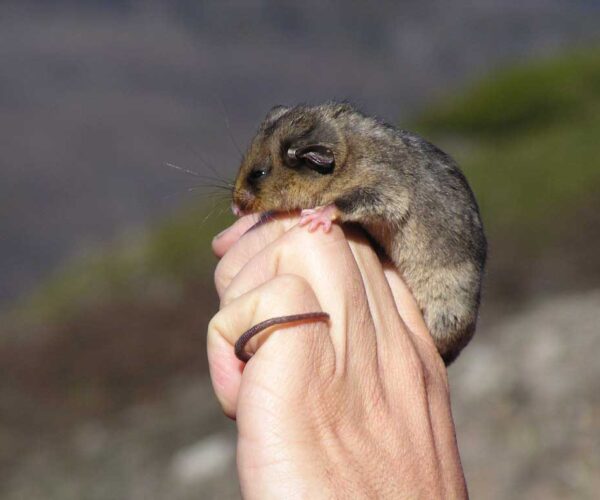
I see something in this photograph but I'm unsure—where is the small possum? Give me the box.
[231,102,486,365]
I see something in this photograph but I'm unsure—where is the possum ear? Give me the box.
[292,144,335,174]
[260,105,290,131]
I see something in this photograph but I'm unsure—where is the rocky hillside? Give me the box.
[3,290,598,499]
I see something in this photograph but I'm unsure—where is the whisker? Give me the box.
[187,185,233,195]
[166,178,233,191]
[165,162,197,178]
[214,203,231,219]
[186,182,233,192]
[161,178,232,191]
[164,162,234,189]
[171,110,231,181]
[199,196,230,226]
[160,178,233,202]
[181,145,230,184]
[217,94,244,159]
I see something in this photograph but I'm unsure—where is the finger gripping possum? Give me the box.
[232,102,487,365]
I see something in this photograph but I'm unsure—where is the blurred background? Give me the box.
[1,1,599,498]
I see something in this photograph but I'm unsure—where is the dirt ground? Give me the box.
[1,289,598,499]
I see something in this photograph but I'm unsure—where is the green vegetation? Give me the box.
[417,49,600,137]
[415,48,600,242]
[17,203,233,324]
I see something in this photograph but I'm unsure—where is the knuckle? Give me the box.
[280,224,315,253]
[404,350,428,387]
[418,338,449,389]
[207,309,227,339]
[272,273,311,297]
[220,281,240,308]
[409,334,449,390]
[207,304,246,347]
[412,350,449,392]
[214,255,233,295]
[429,354,450,391]
[206,313,223,346]
[274,230,298,262]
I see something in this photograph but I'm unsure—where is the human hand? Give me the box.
[208,214,467,499]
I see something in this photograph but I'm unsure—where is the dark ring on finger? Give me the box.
[235,312,330,362]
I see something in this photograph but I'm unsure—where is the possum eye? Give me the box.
[287,144,335,174]
[247,167,269,185]
[249,169,267,179]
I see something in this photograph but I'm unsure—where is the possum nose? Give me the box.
[232,189,255,217]
[231,202,245,217]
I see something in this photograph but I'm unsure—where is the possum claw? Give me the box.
[299,205,339,233]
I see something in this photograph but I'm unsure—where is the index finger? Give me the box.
[212,213,264,258]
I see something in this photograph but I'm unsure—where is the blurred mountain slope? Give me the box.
[416,48,600,298]
[1,0,599,305]
[18,202,233,324]
[417,49,600,136]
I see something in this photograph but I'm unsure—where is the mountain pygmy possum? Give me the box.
[230,102,487,365]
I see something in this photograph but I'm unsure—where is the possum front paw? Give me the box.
[299,205,340,233]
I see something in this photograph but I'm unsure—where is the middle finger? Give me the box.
[214,213,300,298]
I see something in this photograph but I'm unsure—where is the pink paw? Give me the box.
[299,205,339,233]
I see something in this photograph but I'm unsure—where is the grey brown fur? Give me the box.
[233,102,486,364]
